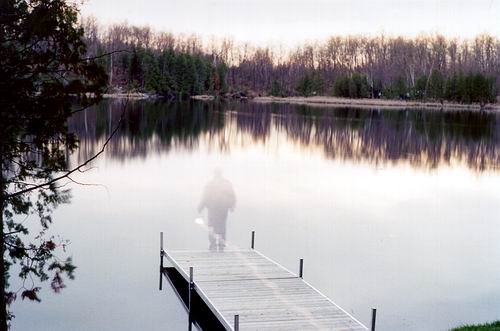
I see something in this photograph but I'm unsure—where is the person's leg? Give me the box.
[217,221,227,251]
[208,226,217,251]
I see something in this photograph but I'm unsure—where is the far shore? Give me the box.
[103,93,500,111]
[252,96,500,111]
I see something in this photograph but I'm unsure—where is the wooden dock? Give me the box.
[160,234,369,331]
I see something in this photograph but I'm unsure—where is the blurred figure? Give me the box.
[198,169,236,251]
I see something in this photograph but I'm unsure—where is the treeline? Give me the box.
[233,35,499,104]
[328,70,496,104]
[83,18,228,98]
[82,18,499,103]
[121,47,227,98]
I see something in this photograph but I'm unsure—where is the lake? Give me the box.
[11,100,500,331]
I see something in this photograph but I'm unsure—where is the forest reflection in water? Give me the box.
[68,99,500,172]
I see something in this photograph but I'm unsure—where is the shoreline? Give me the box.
[252,96,500,111]
[101,93,500,112]
[102,92,157,99]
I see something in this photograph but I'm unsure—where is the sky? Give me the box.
[81,0,500,46]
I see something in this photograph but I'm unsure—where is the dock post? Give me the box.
[159,232,164,290]
[370,308,377,331]
[188,267,194,311]
[251,231,255,249]
[299,258,304,278]
[188,267,194,330]
[188,267,194,309]
[234,314,239,331]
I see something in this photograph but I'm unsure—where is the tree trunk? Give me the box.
[109,52,113,88]
[0,152,8,330]
[0,200,8,330]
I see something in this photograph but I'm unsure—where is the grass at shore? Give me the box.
[450,321,500,330]
[253,96,500,111]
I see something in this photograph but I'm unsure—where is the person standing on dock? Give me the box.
[198,169,236,251]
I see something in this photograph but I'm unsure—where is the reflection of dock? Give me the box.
[159,233,371,330]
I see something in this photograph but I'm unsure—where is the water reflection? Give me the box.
[197,169,236,251]
[57,99,500,331]
[68,100,500,172]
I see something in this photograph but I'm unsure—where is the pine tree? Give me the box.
[129,48,143,90]
[310,72,325,95]
[414,75,427,100]
[270,80,282,96]
[427,69,444,100]
[143,50,162,92]
[296,74,312,97]
[333,75,350,98]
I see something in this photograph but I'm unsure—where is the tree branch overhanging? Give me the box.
[5,108,126,200]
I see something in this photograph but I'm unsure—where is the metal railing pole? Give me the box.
[159,232,164,290]
[371,308,377,331]
[188,267,194,310]
[234,314,239,331]
[188,267,194,331]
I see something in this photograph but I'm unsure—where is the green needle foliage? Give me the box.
[0,0,107,328]
[113,45,226,98]
[296,72,325,97]
[450,321,500,331]
[333,73,370,99]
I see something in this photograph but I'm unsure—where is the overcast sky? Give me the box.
[81,0,500,45]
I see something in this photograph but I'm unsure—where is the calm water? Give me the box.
[11,100,500,331]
